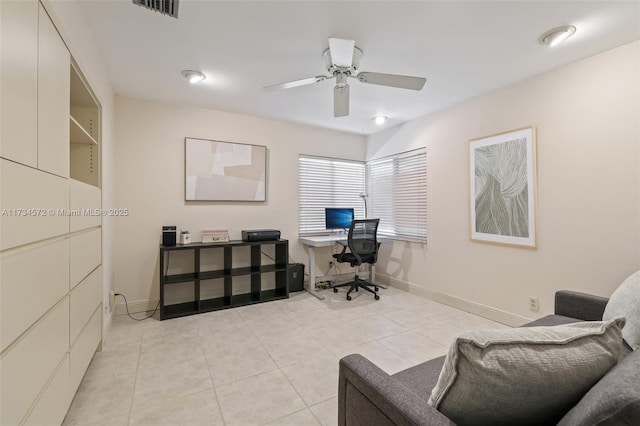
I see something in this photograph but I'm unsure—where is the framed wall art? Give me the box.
[469,126,537,248]
[185,137,266,201]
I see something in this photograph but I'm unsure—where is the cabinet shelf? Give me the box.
[159,239,289,320]
[162,301,199,319]
[70,115,97,145]
[163,272,198,284]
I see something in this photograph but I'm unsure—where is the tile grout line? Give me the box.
[125,328,144,425]
[198,328,228,426]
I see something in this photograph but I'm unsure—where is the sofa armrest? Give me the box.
[555,290,609,321]
[338,354,456,426]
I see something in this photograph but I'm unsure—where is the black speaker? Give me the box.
[288,263,304,292]
[162,226,176,246]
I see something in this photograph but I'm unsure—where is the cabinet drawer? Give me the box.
[70,179,101,232]
[70,228,101,288]
[70,266,102,344]
[0,159,69,250]
[69,307,101,396]
[0,0,38,167]
[23,355,71,426]
[0,239,69,352]
[0,298,69,426]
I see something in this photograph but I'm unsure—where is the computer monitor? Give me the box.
[325,207,354,230]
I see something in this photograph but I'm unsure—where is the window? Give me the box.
[298,155,365,235]
[366,148,427,242]
[298,149,427,242]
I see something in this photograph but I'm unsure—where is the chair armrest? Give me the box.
[338,354,456,426]
[555,290,609,321]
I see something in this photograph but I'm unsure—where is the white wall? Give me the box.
[42,1,116,335]
[368,41,640,323]
[114,96,366,306]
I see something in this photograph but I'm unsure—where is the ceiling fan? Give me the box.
[263,38,427,118]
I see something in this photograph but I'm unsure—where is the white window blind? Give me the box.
[366,148,427,242]
[298,155,365,235]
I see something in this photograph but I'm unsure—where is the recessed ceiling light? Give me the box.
[541,25,576,47]
[373,116,387,125]
[181,70,206,84]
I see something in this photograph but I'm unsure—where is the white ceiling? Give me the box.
[77,1,640,135]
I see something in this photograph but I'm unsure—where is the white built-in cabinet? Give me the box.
[0,1,103,424]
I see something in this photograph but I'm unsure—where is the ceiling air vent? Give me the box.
[132,0,179,19]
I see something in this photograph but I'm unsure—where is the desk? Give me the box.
[299,235,386,300]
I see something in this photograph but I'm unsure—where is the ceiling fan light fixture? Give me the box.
[541,25,576,47]
[373,116,388,125]
[181,70,206,84]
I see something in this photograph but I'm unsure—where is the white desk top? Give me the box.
[298,235,348,247]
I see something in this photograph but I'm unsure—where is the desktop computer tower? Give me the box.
[288,263,304,292]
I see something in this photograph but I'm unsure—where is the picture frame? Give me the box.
[469,126,537,248]
[185,137,267,201]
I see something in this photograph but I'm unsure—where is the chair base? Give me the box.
[332,275,380,301]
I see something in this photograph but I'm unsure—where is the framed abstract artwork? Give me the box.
[469,127,537,248]
[185,137,267,201]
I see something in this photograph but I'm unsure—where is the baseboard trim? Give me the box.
[115,298,160,316]
[376,273,533,327]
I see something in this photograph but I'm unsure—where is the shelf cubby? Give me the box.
[159,239,289,320]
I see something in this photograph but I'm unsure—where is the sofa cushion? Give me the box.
[603,271,640,350]
[521,314,581,328]
[557,347,640,426]
[427,318,626,426]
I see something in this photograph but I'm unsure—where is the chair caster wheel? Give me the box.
[355,287,359,292]
[333,288,338,293]
[374,287,379,292]
[347,295,352,301]
[375,294,380,300]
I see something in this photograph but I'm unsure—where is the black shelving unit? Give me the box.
[159,239,289,320]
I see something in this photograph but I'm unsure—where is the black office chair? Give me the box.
[332,218,381,301]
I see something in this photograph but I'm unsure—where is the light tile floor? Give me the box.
[63,286,508,426]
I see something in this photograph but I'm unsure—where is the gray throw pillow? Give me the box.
[603,271,640,350]
[427,318,626,426]
[557,348,640,426]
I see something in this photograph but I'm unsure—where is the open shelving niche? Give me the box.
[70,60,100,187]
[159,239,290,320]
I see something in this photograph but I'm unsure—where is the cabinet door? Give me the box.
[23,355,71,426]
[0,0,38,166]
[0,159,70,250]
[69,307,101,395]
[37,4,70,178]
[70,266,102,344]
[70,178,102,232]
[70,228,102,288]
[0,298,69,426]
[1,239,69,352]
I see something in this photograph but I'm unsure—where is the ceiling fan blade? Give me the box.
[356,72,426,90]
[334,84,349,117]
[328,38,355,68]
[263,75,329,92]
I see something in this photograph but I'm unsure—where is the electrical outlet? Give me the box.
[109,291,115,312]
[528,297,539,312]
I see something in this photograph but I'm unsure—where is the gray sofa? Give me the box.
[338,291,639,425]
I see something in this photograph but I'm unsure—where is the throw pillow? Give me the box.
[427,318,626,426]
[603,271,640,350]
[557,348,640,426]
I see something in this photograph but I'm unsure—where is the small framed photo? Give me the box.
[469,126,537,248]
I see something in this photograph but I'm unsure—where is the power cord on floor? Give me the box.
[114,293,160,321]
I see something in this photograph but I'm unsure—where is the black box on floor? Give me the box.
[288,263,305,292]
